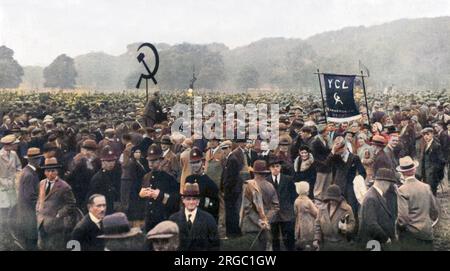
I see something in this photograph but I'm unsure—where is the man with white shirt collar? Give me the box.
[266,156,296,251]
[17,147,43,250]
[71,194,106,251]
[418,127,445,196]
[396,156,439,251]
[169,183,219,251]
[36,157,76,250]
[359,168,398,249]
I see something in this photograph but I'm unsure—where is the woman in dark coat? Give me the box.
[293,145,316,199]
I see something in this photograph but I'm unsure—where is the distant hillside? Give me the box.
[22,17,450,91]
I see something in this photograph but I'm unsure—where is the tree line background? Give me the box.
[2,17,450,92]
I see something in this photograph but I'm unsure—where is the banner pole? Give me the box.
[316,69,327,123]
[360,70,371,126]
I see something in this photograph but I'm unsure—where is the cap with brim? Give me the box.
[396,156,419,172]
[146,221,179,239]
[1,134,19,145]
[97,212,142,239]
[24,148,43,159]
[373,168,397,183]
[41,157,63,169]
[98,227,141,239]
[421,127,434,134]
[323,185,343,202]
[252,160,271,174]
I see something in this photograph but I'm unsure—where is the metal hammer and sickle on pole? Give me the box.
[136,43,159,88]
[334,92,343,105]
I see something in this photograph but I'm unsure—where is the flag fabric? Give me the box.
[323,73,361,123]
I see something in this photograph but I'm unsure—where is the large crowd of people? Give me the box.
[0,88,449,251]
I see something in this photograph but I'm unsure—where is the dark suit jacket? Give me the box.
[267,174,297,222]
[222,149,245,196]
[36,178,77,233]
[418,140,446,182]
[71,214,104,251]
[359,187,396,244]
[17,165,40,237]
[169,208,220,251]
[310,136,331,172]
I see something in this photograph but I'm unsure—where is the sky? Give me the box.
[1,0,450,66]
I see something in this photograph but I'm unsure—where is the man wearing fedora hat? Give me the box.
[139,144,180,233]
[240,160,279,251]
[97,212,145,251]
[313,184,355,251]
[36,157,77,250]
[396,156,439,251]
[169,183,219,251]
[146,220,179,251]
[185,147,219,221]
[0,134,22,250]
[16,147,43,250]
[358,168,398,249]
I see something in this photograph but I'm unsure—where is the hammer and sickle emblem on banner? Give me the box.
[334,92,343,106]
[136,43,159,88]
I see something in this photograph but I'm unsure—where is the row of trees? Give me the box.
[0,45,77,89]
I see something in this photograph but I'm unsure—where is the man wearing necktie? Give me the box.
[36,157,76,251]
[266,156,297,251]
[170,183,219,251]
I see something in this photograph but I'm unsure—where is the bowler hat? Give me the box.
[373,168,397,183]
[97,212,142,239]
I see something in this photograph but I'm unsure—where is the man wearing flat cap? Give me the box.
[147,220,179,251]
[169,183,220,251]
[0,134,22,250]
[139,144,180,232]
[417,127,446,196]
